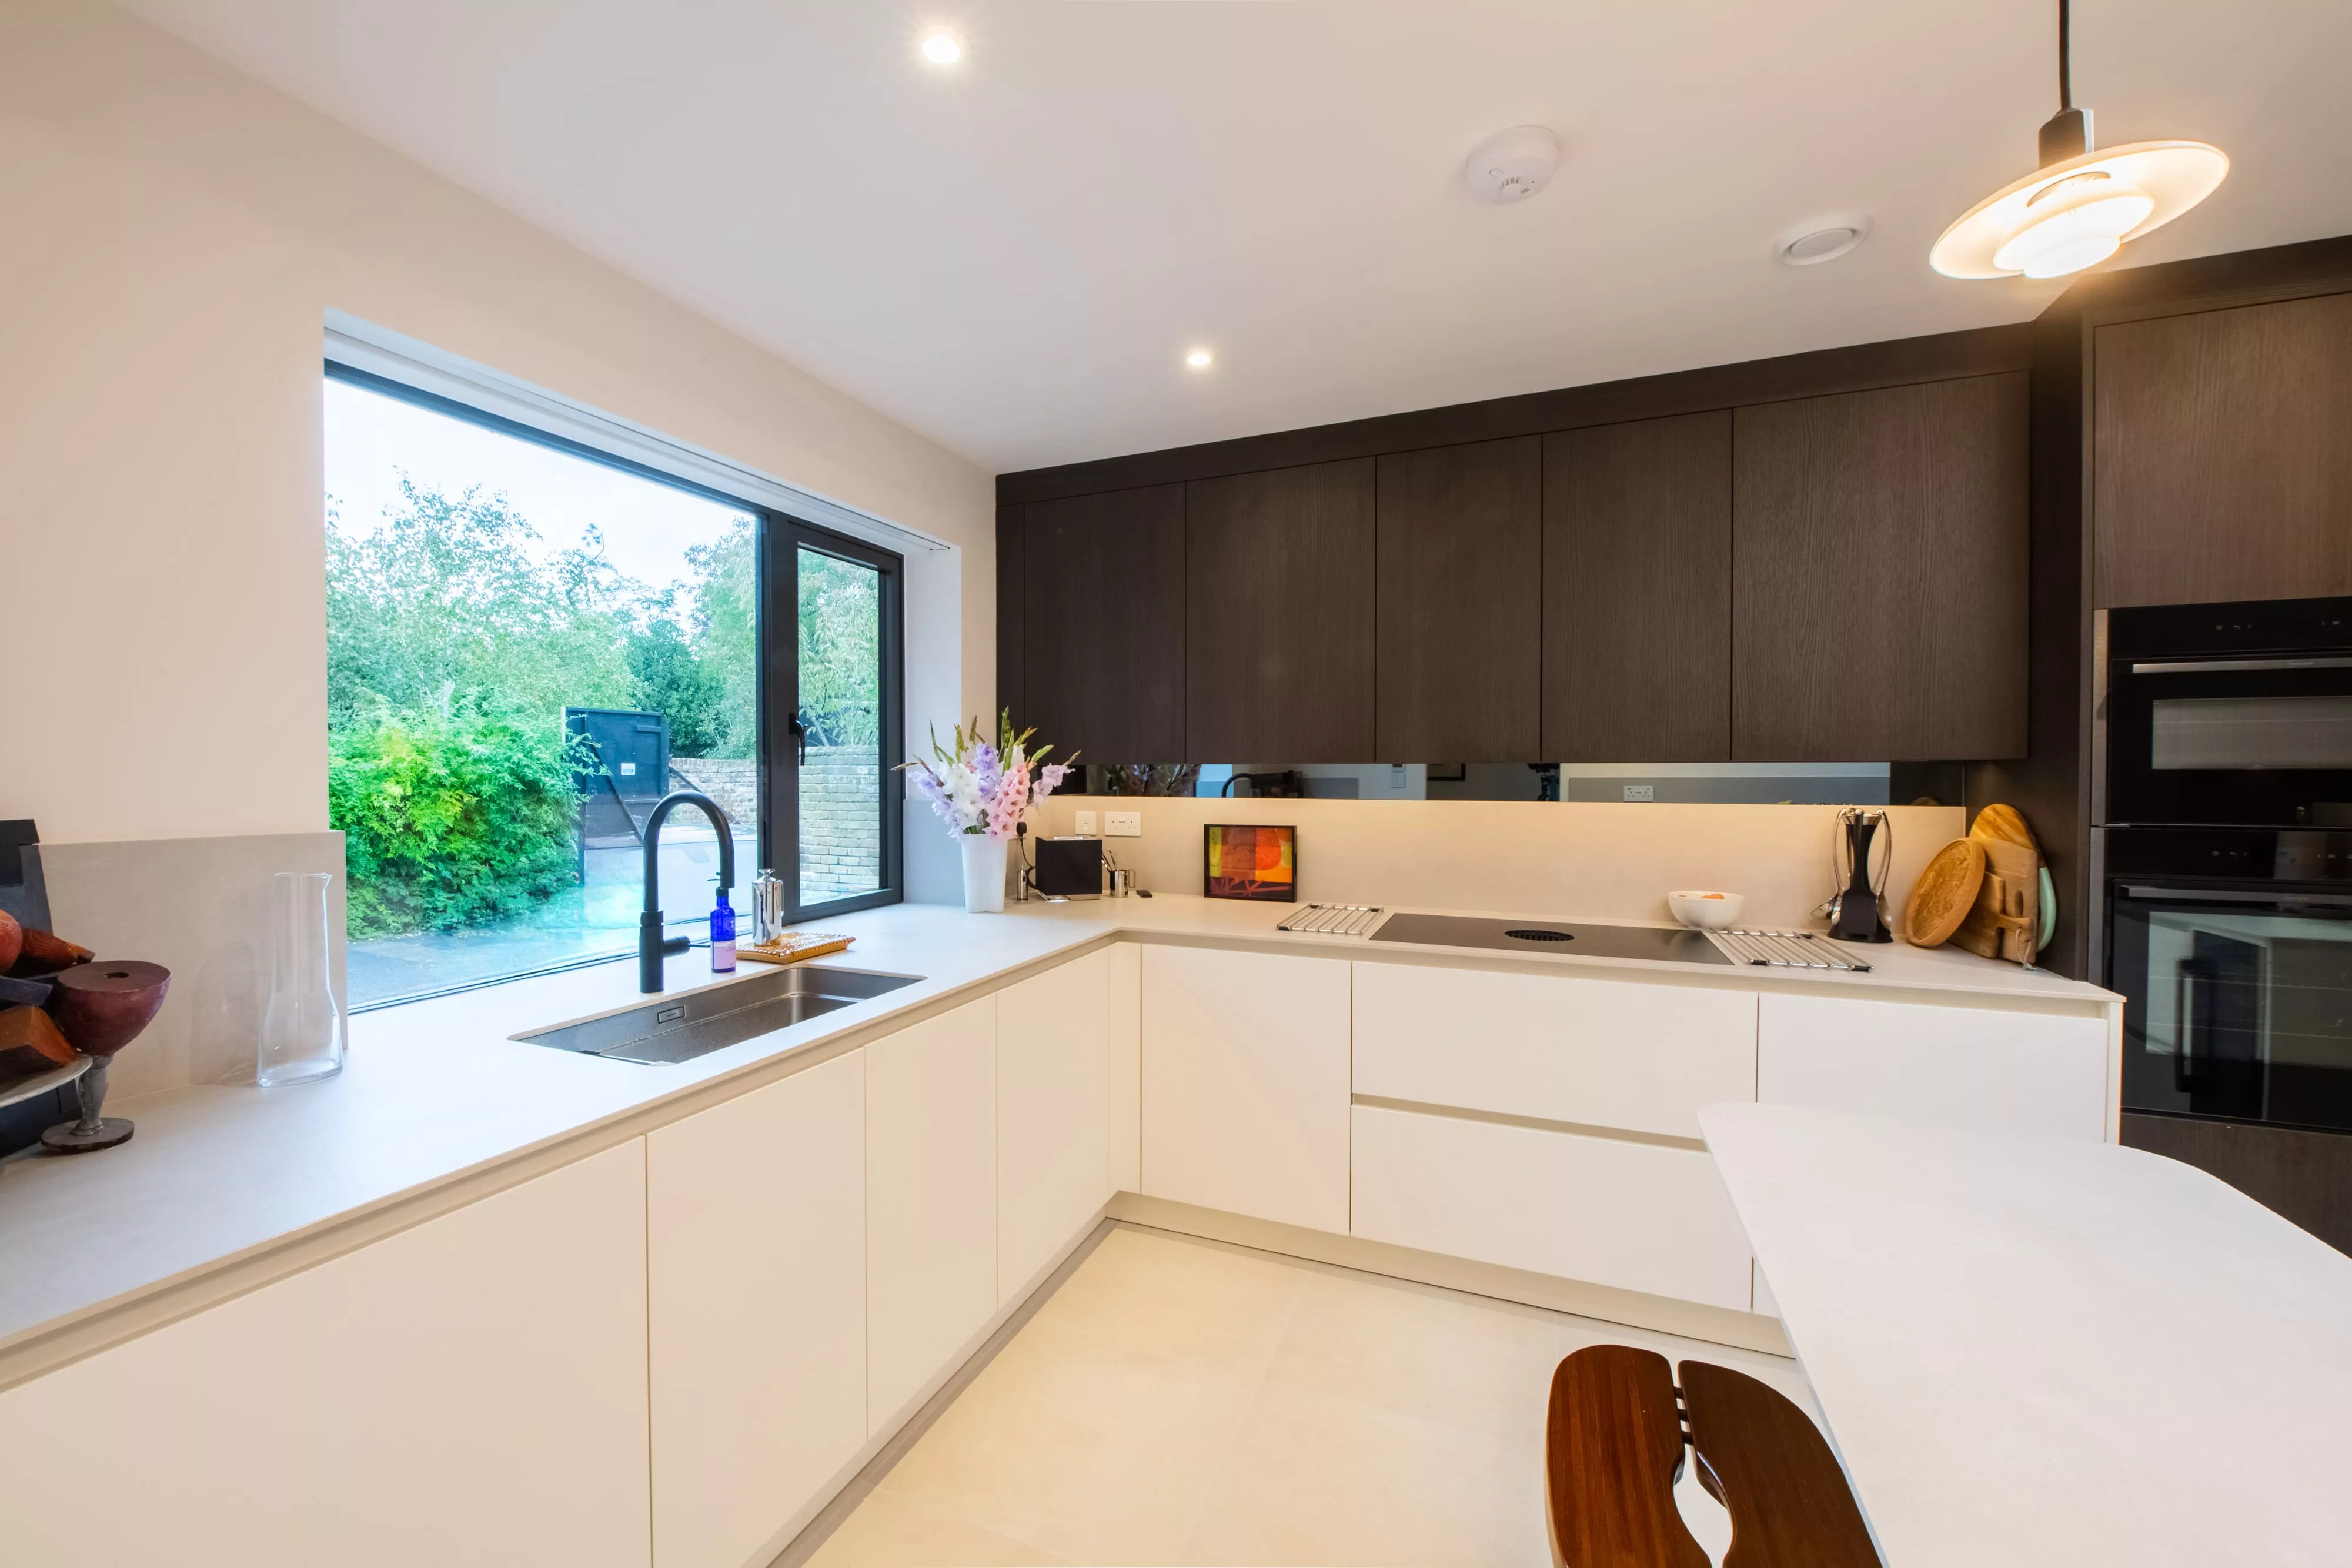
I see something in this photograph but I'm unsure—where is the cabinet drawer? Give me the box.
[1757,993,2110,1141]
[1352,962,1756,1139]
[1349,1105,1754,1310]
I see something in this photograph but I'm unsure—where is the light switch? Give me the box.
[1074,810,1098,835]
[1104,810,1142,837]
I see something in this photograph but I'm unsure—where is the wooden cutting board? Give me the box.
[1903,838,1986,948]
[1953,805,2042,963]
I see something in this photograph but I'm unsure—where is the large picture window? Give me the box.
[325,365,901,1008]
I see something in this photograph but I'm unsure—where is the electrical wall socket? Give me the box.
[1104,810,1143,838]
[1073,810,1098,835]
[1622,785,1656,802]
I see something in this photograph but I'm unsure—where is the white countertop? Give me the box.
[1700,1102,2352,1568]
[0,894,2113,1379]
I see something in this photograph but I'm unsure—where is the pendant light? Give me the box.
[1931,0,2226,280]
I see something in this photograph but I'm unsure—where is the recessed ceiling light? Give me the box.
[1931,0,2224,279]
[921,33,961,65]
[1185,349,1214,369]
[1775,215,1872,266]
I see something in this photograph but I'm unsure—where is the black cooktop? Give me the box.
[1368,912,1732,965]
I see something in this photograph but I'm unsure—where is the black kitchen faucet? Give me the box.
[639,791,734,992]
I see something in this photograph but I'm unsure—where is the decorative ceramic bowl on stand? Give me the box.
[38,959,171,1152]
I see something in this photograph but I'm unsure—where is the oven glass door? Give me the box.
[2112,884,2352,1133]
[2106,656,2352,827]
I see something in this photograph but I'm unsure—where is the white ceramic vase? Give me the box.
[960,833,1008,913]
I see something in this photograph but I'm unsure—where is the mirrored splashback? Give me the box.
[1073,761,1965,807]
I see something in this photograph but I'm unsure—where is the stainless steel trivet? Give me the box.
[1706,928,1874,971]
[1276,903,1386,936]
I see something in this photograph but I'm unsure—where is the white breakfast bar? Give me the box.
[1702,1101,2352,1567]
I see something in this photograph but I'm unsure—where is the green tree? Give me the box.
[626,602,727,757]
[798,550,879,746]
[684,519,759,758]
[326,477,638,729]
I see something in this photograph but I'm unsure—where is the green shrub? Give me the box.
[330,696,583,938]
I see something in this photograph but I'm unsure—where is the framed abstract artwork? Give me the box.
[1203,823,1297,902]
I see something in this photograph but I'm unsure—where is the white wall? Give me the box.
[0,1,992,894]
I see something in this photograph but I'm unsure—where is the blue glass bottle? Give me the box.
[710,891,737,972]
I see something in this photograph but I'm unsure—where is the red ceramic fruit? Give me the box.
[45,961,171,1058]
[0,908,21,972]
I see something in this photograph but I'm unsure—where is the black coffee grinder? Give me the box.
[1826,807,1894,944]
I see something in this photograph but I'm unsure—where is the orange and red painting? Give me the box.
[1204,823,1297,902]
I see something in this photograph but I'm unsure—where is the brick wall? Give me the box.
[666,757,757,832]
[668,750,879,900]
[799,745,881,900]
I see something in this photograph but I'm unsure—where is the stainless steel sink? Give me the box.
[514,964,921,1065]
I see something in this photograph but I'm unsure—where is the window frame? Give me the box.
[324,361,906,1007]
[763,517,907,922]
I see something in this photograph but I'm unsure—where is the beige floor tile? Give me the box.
[813,1224,1819,1568]
[1178,1378,1550,1568]
[1264,1270,1604,1446]
[804,1489,1070,1568]
[879,1310,1280,1564]
[1028,1226,1309,1373]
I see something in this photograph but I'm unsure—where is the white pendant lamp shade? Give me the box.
[1932,0,2225,280]
[1932,140,2228,279]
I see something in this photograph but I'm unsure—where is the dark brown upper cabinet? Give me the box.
[1732,374,2029,761]
[1187,461,1376,761]
[2093,292,2352,607]
[1542,413,1733,762]
[1018,486,1186,763]
[1375,439,1542,761]
[995,504,1024,718]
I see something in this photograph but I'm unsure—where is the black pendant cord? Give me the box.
[2058,0,2073,111]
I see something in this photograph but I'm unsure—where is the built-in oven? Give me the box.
[2108,828,2352,1135]
[2104,594,2352,830]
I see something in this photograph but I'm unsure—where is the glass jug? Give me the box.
[258,871,346,1086]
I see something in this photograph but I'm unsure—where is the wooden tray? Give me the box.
[737,932,855,965]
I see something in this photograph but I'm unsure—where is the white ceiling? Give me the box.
[120,0,2352,473]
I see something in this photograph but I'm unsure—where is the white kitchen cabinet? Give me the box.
[0,1141,652,1568]
[649,1050,866,1568]
[1106,940,1142,1192]
[998,948,1114,1300]
[1757,993,2110,1142]
[1141,945,1352,1233]
[1352,961,1757,1138]
[1351,1104,1755,1310]
[867,996,998,1431]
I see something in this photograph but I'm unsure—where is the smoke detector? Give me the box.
[1775,214,1873,266]
[1463,126,1560,204]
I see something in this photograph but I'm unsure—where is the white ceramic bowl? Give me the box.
[1667,890,1745,930]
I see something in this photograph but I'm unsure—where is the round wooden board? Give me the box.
[1905,838,1987,948]
[1969,803,2039,855]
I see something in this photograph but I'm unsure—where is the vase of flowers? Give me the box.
[906,713,1075,913]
